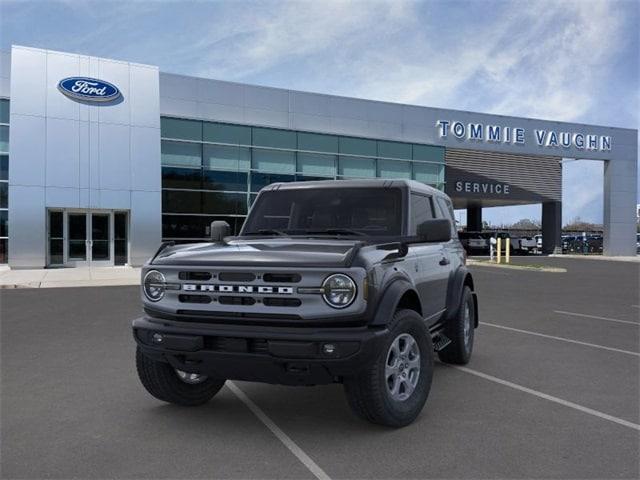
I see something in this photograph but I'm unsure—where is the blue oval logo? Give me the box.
[58,77,121,102]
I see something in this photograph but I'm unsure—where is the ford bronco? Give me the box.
[133,179,478,427]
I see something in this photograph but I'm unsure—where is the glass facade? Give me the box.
[160,117,445,242]
[0,99,8,263]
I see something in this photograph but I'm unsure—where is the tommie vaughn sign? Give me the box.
[436,120,612,152]
[58,77,121,102]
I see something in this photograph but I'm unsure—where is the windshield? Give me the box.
[242,187,403,237]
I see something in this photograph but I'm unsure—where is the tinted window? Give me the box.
[162,167,202,189]
[243,187,402,236]
[410,193,434,235]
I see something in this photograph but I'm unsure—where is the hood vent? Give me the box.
[219,272,256,282]
[263,273,301,283]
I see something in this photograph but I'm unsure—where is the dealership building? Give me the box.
[0,45,637,268]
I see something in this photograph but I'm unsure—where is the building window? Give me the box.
[161,117,202,141]
[252,148,295,174]
[203,122,251,145]
[297,152,336,178]
[0,99,8,264]
[162,167,202,190]
[413,162,444,187]
[338,156,376,178]
[0,126,8,154]
[378,140,412,160]
[378,159,411,179]
[161,140,201,167]
[160,116,445,243]
[203,144,250,171]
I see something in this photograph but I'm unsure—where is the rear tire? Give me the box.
[136,347,225,406]
[343,309,433,427]
[438,286,475,365]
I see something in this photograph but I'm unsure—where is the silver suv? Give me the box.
[133,179,478,427]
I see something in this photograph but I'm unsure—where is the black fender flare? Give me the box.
[369,277,422,327]
[445,266,478,327]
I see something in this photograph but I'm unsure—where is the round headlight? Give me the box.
[322,274,356,309]
[143,270,166,302]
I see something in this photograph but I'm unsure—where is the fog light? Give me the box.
[152,333,163,344]
[323,343,336,354]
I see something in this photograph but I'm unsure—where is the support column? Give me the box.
[542,201,562,254]
[603,155,637,256]
[467,205,482,231]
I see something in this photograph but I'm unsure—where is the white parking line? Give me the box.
[227,381,331,480]
[480,322,640,357]
[453,366,640,431]
[554,310,640,326]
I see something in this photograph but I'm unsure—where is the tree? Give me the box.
[509,218,541,230]
[563,216,602,232]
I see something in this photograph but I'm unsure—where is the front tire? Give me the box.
[136,347,225,406]
[343,309,434,427]
[438,286,475,365]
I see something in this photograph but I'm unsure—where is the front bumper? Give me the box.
[133,316,389,386]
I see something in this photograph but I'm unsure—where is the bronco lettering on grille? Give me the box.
[182,284,293,294]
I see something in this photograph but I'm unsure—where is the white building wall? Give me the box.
[8,46,161,267]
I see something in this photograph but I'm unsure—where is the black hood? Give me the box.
[152,238,362,268]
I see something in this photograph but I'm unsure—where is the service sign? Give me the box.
[58,77,121,102]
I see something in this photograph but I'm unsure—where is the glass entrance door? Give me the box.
[48,210,129,267]
[67,213,88,265]
[90,213,111,265]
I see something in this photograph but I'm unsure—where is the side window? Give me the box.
[410,193,434,235]
[436,197,457,236]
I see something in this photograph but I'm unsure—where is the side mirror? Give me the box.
[210,221,231,242]
[417,219,452,243]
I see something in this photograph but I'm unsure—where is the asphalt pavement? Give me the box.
[1,257,638,479]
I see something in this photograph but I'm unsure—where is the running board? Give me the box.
[432,333,451,352]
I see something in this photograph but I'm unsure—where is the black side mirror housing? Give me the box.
[210,221,231,242]
[417,219,452,243]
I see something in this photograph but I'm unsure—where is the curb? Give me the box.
[467,260,567,273]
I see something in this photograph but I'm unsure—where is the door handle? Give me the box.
[439,257,450,266]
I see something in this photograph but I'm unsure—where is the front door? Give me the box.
[48,210,129,267]
[90,213,111,266]
[67,212,89,266]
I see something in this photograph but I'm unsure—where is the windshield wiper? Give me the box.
[304,228,366,237]
[244,229,288,236]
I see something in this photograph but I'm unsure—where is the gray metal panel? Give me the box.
[9,114,46,186]
[8,185,46,267]
[130,125,161,191]
[45,117,80,188]
[445,148,562,203]
[0,50,11,96]
[130,64,160,128]
[10,47,46,117]
[98,122,130,190]
[130,190,161,266]
[603,151,637,256]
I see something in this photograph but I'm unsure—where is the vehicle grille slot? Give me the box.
[179,271,212,281]
[178,294,212,304]
[250,339,269,354]
[263,273,301,283]
[219,272,256,282]
[219,296,256,306]
[175,310,301,321]
[263,297,302,307]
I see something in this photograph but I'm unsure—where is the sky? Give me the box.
[1,0,638,226]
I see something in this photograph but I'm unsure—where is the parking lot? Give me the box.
[1,257,638,479]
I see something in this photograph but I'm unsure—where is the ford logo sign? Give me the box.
[57,77,121,102]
